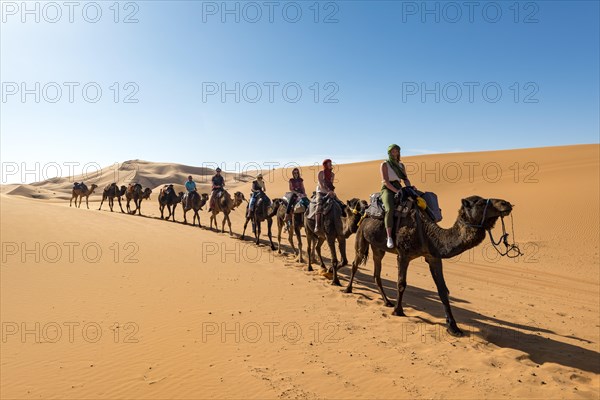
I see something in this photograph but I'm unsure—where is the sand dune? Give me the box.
[1,144,598,398]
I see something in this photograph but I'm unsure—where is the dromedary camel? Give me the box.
[275,199,306,263]
[182,192,209,227]
[241,196,281,250]
[158,185,183,221]
[125,183,152,215]
[344,195,513,337]
[304,197,368,281]
[98,183,127,213]
[209,190,245,235]
[70,183,98,209]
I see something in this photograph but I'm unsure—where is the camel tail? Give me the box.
[354,232,370,267]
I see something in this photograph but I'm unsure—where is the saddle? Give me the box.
[73,182,87,192]
[306,196,341,220]
[163,184,175,195]
[365,188,443,223]
[254,192,271,208]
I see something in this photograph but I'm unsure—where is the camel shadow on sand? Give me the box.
[96,209,600,374]
[332,264,600,375]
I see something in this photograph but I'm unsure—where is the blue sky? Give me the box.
[1,0,599,182]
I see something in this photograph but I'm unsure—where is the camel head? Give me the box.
[200,193,209,201]
[142,188,152,200]
[90,184,98,192]
[344,198,368,237]
[460,196,513,230]
[233,191,246,207]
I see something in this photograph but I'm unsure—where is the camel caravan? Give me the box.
[73,145,521,336]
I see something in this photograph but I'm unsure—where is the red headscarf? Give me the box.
[322,159,334,189]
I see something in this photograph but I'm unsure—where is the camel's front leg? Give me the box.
[338,236,348,268]
[287,223,297,256]
[117,197,124,213]
[306,231,314,271]
[426,256,463,337]
[392,255,410,317]
[254,218,261,245]
[295,224,303,263]
[373,247,393,307]
[276,218,283,253]
[315,237,326,270]
[224,213,233,235]
[327,235,341,286]
[85,195,90,209]
[241,217,250,240]
[267,218,275,251]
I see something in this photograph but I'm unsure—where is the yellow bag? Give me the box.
[416,197,427,210]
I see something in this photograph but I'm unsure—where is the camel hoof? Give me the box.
[447,323,463,337]
[339,259,348,268]
[343,287,352,293]
[384,301,394,307]
[270,246,276,251]
[331,279,341,287]
[307,266,313,272]
[391,309,406,317]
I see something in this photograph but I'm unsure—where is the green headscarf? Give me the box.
[387,144,407,181]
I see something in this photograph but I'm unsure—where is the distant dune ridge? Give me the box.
[1,144,599,398]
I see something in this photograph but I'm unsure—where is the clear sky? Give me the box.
[1,0,599,182]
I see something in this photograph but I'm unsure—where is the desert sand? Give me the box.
[1,144,598,399]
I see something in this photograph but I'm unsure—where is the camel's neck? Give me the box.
[421,215,489,259]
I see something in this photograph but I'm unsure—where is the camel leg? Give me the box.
[160,205,165,219]
[194,210,201,227]
[426,256,463,337]
[267,218,275,251]
[85,195,90,209]
[98,195,105,210]
[276,218,283,254]
[241,217,250,240]
[287,221,297,256]
[373,247,393,307]
[392,255,410,317]
[183,208,188,224]
[77,195,82,208]
[338,236,348,268]
[137,200,143,216]
[225,213,233,235]
[343,260,359,294]
[295,221,303,263]
[254,218,261,245]
[344,232,368,294]
[108,197,113,212]
[172,204,177,221]
[315,237,326,270]
[327,235,341,286]
[117,197,124,213]
[306,231,314,271]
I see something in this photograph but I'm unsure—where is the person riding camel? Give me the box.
[247,173,266,218]
[184,175,197,209]
[208,168,225,212]
[381,144,414,248]
[314,159,336,234]
[285,167,307,224]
